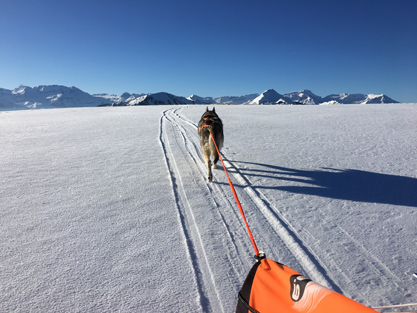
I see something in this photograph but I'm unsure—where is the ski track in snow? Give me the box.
[159,111,209,311]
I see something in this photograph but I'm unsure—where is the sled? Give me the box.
[236,255,377,313]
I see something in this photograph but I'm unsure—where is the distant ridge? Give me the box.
[0,85,400,110]
[0,85,109,109]
[248,89,399,105]
[114,92,193,106]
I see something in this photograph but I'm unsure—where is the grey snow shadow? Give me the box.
[236,162,417,208]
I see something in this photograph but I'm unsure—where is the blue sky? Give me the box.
[1,0,416,102]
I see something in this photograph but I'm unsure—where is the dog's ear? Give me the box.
[206,107,209,112]
[213,107,216,113]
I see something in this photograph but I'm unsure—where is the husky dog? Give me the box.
[198,107,224,182]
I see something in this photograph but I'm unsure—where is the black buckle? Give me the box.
[254,252,266,262]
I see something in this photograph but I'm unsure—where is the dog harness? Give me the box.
[198,116,217,132]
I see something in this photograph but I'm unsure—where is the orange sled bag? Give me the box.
[236,257,377,313]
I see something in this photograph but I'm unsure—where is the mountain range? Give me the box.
[0,85,399,110]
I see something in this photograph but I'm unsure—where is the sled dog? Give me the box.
[198,107,224,182]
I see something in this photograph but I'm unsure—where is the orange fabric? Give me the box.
[248,259,376,313]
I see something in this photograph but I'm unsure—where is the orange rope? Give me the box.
[209,130,260,257]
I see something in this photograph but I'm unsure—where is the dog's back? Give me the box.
[198,107,224,182]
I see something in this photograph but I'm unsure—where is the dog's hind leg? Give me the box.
[212,149,219,169]
[203,148,213,182]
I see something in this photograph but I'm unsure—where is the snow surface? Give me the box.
[1,104,416,312]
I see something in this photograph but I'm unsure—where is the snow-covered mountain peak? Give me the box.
[281,89,323,105]
[263,89,280,96]
[298,89,317,97]
[187,95,214,104]
[12,85,27,94]
[368,94,383,99]
[321,93,398,104]
[249,89,283,104]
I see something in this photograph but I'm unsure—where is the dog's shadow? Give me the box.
[228,161,417,208]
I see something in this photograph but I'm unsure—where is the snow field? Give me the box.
[1,104,416,312]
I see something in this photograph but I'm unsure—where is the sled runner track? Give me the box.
[159,110,210,311]
[164,109,253,276]
[172,108,198,128]
[161,108,252,313]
